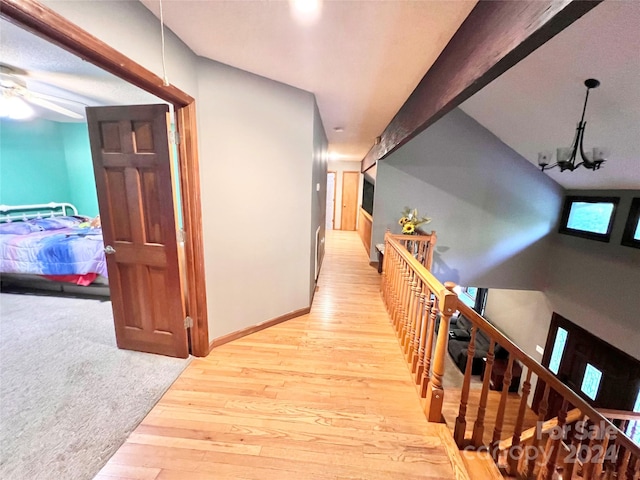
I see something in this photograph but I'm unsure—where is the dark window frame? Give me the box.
[558,195,619,243]
[621,197,640,249]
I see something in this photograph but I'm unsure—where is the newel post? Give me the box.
[424,281,458,423]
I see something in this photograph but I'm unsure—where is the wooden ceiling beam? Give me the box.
[361,0,602,172]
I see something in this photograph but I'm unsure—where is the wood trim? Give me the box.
[208,306,311,352]
[327,170,337,230]
[177,103,209,356]
[0,0,209,356]
[357,207,373,256]
[361,0,602,171]
[0,0,193,107]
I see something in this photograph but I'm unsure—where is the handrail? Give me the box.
[456,302,640,456]
[380,237,640,479]
[598,408,640,422]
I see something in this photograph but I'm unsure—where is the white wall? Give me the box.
[41,0,198,97]
[327,160,363,230]
[197,58,317,338]
[484,289,553,364]
[371,108,564,290]
[544,189,640,360]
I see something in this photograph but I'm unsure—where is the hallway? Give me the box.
[95,231,461,480]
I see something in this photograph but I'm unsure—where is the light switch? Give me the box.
[316,183,320,191]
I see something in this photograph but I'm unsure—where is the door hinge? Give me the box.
[184,316,193,329]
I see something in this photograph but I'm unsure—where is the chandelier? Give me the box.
[538,79,607,172]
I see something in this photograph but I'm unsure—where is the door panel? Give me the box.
[341,171,359,231]
[86,104,188,358]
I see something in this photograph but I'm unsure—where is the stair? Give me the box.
[459,450,503,480]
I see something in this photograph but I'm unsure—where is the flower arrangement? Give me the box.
[398,207,431,235]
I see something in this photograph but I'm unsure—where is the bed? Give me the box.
[0,202,109,295]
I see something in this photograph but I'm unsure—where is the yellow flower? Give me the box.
[402,223,415,234]
[398,216,409,226]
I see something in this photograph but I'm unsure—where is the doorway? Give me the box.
[341,171,359,231]
[533,313,640,419]
[0,0,208,357]
[326,171,336,229]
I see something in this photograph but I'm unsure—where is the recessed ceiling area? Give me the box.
[140,0,477,161]
[0,18,163,123]
[460,1,640,190]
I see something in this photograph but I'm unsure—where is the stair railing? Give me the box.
[453,299,640,479]
[380,231,640,479]
[381,230,456,422]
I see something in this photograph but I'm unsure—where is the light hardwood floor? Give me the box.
[95,231,462,480]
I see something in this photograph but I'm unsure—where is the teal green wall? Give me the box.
[0,118,71,207]
[0,118,99,217]
[60,123,99,217]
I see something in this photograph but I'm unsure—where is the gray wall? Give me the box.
[544,189,640,359]
[196,58,317,338]
[371,108,564,290]
[43,1,325,341]
[310,101,328,298]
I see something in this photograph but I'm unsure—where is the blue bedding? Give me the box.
[0,217,107,278]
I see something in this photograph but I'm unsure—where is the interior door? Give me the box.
[86,104,188,358]
[340,171,359,231]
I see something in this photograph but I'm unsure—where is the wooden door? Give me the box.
[86,104,188,358]
[340,171,359,231]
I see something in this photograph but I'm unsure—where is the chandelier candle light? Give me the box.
[538,78,607,173]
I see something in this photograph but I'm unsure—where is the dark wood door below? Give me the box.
[87,104,188,358]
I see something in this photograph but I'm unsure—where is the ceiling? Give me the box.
[139,0,476,162]
[460,1,640,190]
[0,18,161,122]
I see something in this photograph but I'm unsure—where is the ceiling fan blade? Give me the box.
[25,93,84,119]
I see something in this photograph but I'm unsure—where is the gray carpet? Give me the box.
[0,291,190,480]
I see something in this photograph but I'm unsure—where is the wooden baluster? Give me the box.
[398,265,411,341]
[424,302,453,423]
[420,296,436,397]
[398,262,411,335]
[537,398,568,480]
[386,249,397,318]
[509,368,533,475]
[593,425,611,479]
[415,290,429,382]
[428,232,436,271]
[527,383,550,479]
[402,272,417,352]
[492,355,515,461]
[454,325,477,448]
[392,258,405,330]
[472,340,495,447]
[410,284,426,374]
[582,422,600,480]
[405,275,422,364]
[618,447,631,480]
[563,413,587,480]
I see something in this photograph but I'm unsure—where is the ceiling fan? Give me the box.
[0,64,84,120]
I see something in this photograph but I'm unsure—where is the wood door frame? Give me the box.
[0,0,209,356]
[340,171,359,231]
[327,171,336,230]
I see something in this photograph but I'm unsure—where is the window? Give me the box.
[621,197,640,249]
[456,286,488,315]
[580,363,603,401]
[548,327,568,375]
[559,196,619,242]
[626,389,640,446]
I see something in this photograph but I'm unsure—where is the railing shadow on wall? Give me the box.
[380,232,640,480]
